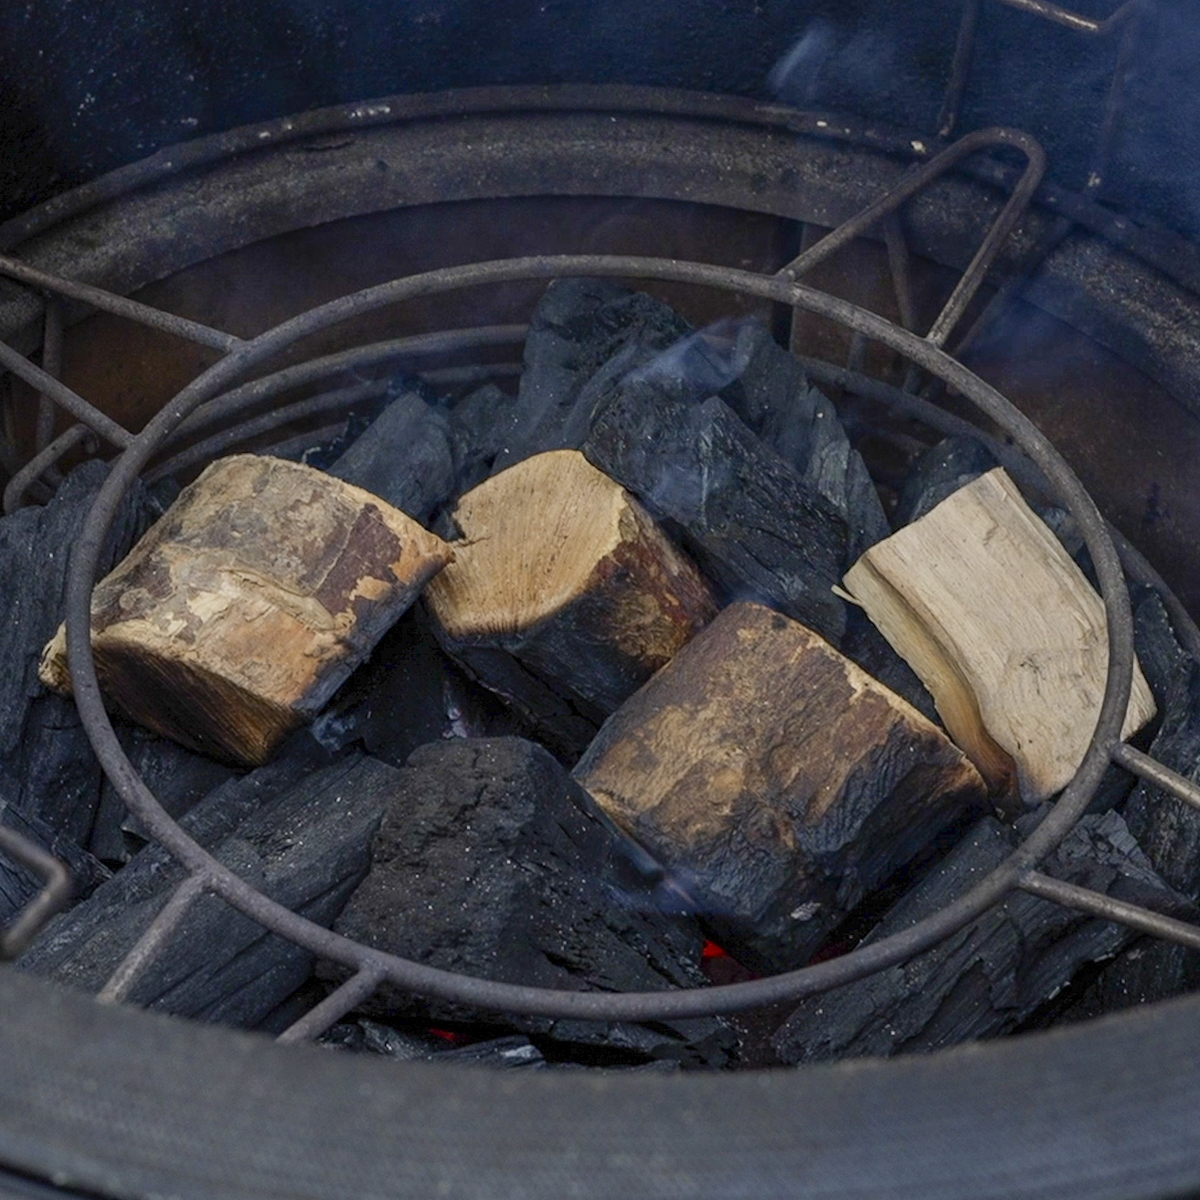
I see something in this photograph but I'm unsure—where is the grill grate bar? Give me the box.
[0,110,1192,1022]
[0,338,131,452]
[276,970,386,1045]
[1111,743,1200,814]
[4,424,95,515]
[96,872,210,1005]
[0,253,241,353]
[1018,870,1200,951]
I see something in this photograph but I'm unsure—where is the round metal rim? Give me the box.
[63,252,1134,1024]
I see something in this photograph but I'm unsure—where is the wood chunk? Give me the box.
[327,387,457,524]
[426,449,717,739]
[843,467,1156,803]
[332,737,735,1065]
[573,601,988,972]
[39,455,453,766]
[584,390,851,642]
[771,809,1187,1064]
[19,748,390,1029]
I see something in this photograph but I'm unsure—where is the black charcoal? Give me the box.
[89,723,241,864]
[446,383,522,495]
[492,278,690,472]
[0,462,157,846]
[723,319,888,558]
[0,767,108,924]
[19,742,388,1029]
[772,808,1184,1063]
[332,737,736,1065]
[310,608,525,766]
[327,386,456,523]
[893,436,999,527]
[584,389,850,642]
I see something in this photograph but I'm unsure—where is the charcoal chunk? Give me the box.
[723,319,888,557]
[19,742,388,1028]
[446,383,522,495]
[1124,661,1200,900]
[333,737,736,1065]
[584,391,850,642]
[493,278,690,472]
[893,436,999,527]
[772,809,1183,1063]
[310,607,525,766]
[327,386,456,523]
[89,723,241,864]
[0,767,108,923]
[0,462,158,845]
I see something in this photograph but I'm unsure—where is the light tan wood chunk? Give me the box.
[426,449,717,726]
[843,467,1155,803]
[574,601,987,972]
[40,454,452,765]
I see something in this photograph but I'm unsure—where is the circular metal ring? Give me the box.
[63,253,1134,1022]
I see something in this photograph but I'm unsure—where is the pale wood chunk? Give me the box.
[425,449,717,752]
[40,455,452,766]
[843,467,1156,803]
[573,601,987,972]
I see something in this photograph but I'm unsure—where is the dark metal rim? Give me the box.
[62,252,1137,1026]
[3,83,1195,298]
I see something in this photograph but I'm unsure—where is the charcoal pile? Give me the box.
[2,278,1197,1071]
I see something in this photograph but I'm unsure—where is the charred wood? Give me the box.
[771,808,1188,1063]
[19,740,385,1029]
[332,737,736,1065]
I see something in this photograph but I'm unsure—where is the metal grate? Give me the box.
[2,52,1200,1045]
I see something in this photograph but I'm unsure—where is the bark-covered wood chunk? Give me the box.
[326,386,457,524]
[40,455,453,766]
[573,601,988,972]
[332,737,735,1065]
[844,467,1156,802]
[426,449,717,750]
[771,808,1188,1063]
[19,748,390,1028]
[584,390,851,642]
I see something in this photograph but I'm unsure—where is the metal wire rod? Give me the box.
[777,127,1047,353]
[60,253,1139,1022]
[1110,743,1200,813]
[276,970,386,1045]
[3,424,94,515]
[1018,870,1200,951]
[34,300,63,455]
[0,339,131,450]
[996,0,1142,35]
[96,872,210,1005]
[0,825,73,960]
[0,253,241,353]
[171,324,528,445]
